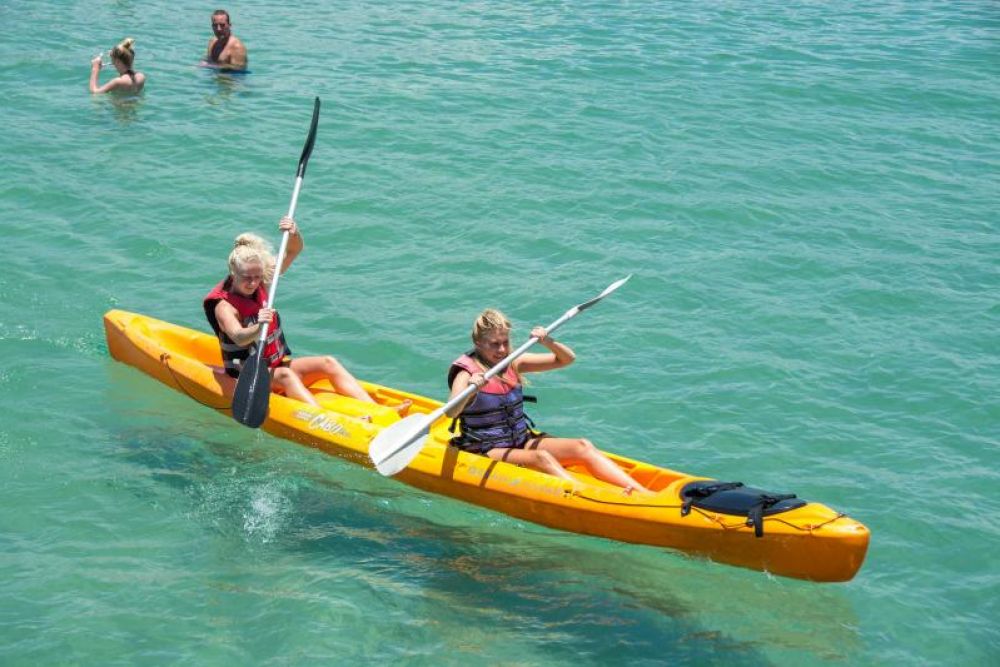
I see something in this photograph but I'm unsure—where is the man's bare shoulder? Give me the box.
[230,36,247,52]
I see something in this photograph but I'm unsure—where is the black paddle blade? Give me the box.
[232,347,271,428]
[296,97,321,179]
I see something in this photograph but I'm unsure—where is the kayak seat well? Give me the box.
[596,455,685,493]
[156,327,223,365]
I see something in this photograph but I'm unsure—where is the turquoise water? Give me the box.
[2,0,997,664]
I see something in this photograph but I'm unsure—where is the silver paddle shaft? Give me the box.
[252,175,304,348]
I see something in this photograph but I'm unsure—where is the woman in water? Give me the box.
[446,308,650,494]
[203,217,409,415]
[89,38,145,94]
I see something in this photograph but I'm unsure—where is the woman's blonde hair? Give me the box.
[111,38,136,69]
[228,233,275,284]
[471,308,511,343]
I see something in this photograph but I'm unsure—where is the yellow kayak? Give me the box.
[103,309,870,582]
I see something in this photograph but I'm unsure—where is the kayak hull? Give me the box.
[104,309,869,582]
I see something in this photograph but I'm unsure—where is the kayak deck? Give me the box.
[104,309,870,582]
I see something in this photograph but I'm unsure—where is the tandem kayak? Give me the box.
[103,309,869,582]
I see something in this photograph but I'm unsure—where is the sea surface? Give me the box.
[1,1,997,664]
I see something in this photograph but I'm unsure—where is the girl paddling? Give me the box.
[204,217,409,417]
[446,309,650,494]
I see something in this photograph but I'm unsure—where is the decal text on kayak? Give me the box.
[296,410,349,437]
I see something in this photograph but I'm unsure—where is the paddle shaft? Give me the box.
[253,98,319,349]
[254,177,301,343]
[231,97,320,428]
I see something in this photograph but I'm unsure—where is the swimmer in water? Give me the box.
[205,9,247,71]
[89,38,146,94]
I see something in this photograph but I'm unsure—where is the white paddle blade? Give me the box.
[369,413,434,476]
[602,274,632,297]
[575,275,632,313]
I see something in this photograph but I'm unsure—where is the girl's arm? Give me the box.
[278,216,303,274]
[515,326,576,374]
[215,300,271,347]
[89,58,127,94]
[445,369,486,418]
[88,57,103,93]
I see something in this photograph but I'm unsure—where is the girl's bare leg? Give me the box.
[487,446,576,482]
[288,356,411,415]
[290,355,372,402]
[533,437,651,493]
[271,366,320,406]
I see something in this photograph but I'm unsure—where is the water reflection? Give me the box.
[295,480,862,664]
[203,68,249,105]
[89,91,145,126]
[109,94,143,125]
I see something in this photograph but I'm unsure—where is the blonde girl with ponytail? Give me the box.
[203,217,411,417]
[89,37,146,94]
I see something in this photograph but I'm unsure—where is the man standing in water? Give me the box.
[205,9,247,71]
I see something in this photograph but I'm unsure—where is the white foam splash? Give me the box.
[242,482,291,544]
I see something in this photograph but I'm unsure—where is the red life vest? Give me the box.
[203,277,291,378]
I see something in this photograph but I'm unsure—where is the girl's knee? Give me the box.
[321,355,345,374]
[273,367,295,383]
[575,438,597,456]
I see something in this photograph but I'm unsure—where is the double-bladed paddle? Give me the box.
[369,275,633,476]
[232,97,321,428]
